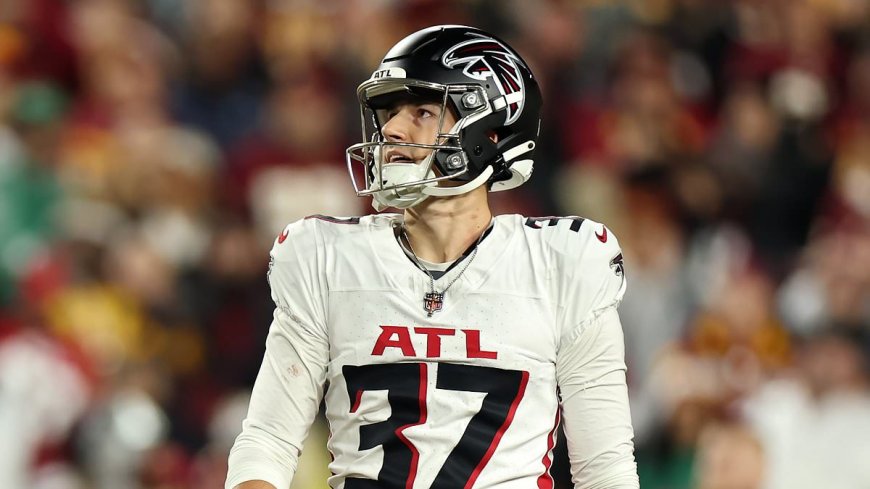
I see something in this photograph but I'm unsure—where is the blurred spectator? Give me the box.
[0,316,93,488]
[0,0,78,85]
[692,421,765,489]
[169,0,266,148]
[778,227,870,336]
[0,81,66,305]
[223,75,361,237]
[0,254,95,488]
[742,329,870,489]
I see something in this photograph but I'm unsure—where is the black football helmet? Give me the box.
[346,25,543,210]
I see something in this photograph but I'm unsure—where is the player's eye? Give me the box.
[418,105,441,119]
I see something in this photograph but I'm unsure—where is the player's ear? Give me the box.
[486,130,498,143]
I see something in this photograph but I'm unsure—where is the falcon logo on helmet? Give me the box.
[442,35,526,125]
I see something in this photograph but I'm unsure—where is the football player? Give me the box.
[226,25,638,489]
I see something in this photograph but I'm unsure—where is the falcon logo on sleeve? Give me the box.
[442,35,526,124]
[610,252,625,277]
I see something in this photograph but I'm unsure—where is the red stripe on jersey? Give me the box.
[350,389,363,413]
[465,370,530,488]
[394,363,428,489]
[537,408,561,489]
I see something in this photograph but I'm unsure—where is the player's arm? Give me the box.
[226,221,329,489]
[553,221,638,489]
[557,306,638,489]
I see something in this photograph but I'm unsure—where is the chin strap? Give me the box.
[422,166,493,197]
[371,166,493,210]
[370,138,535,209]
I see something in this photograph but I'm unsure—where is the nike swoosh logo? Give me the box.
[595,226,608,243]
[278,229,289,244]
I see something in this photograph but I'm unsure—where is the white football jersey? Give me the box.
[227,213,636,489]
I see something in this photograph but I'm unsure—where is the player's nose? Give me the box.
[381,109,412,143]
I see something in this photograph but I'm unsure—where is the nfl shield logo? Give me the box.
[424,292,444,316]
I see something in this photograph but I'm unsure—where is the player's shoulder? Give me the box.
[271,213,396,258]
[505,214,627,315]
[503,214,622,262]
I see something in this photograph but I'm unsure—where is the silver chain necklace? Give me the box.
[401,227,482,317]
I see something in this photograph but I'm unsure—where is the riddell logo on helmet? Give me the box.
[442,34,526,124]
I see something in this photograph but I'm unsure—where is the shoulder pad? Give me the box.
[522,216,620,261]
[523,216,626,342]
[272,214,367,255]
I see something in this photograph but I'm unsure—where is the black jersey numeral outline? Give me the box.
[524,216,585,233]
[304,214,361,224]
[343,363,529,489]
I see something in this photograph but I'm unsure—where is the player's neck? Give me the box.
[402,187,492,263]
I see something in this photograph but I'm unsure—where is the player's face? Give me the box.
[379,100,457,165]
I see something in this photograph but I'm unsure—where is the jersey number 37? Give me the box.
[343,363,529,488]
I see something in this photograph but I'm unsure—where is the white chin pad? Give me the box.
[375,162,432,189]
[371,162,435,209]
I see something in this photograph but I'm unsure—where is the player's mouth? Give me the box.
[385,149,417,164]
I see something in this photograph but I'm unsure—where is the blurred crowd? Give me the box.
[0,0,868,488]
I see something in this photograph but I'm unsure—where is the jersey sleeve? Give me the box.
[551,221,637,489]
[555,220,626,345]
[225,219,329,489]
[556,308,638,489]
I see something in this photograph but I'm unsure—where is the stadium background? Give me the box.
[0,0,868,488]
